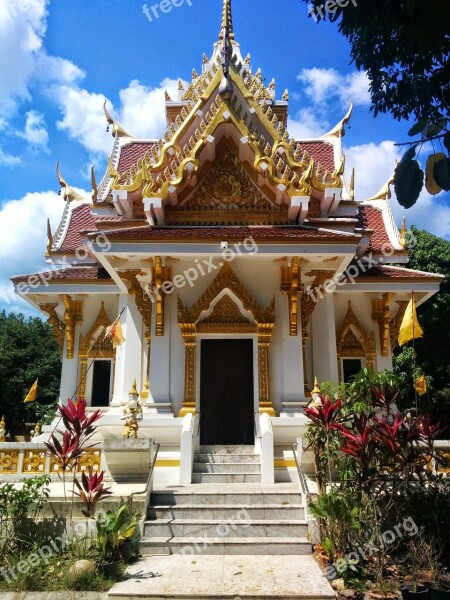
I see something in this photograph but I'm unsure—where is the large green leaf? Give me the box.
[394,156,424,208]
[443,132,450,154]
[407,118,429,137]
[433,158,450,191]
[426,118,448,137]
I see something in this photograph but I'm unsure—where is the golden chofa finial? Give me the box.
[178,79,185,91]
[268,78,275,91]
[366,171,395,201]
[192,68,198,79]
[46,218,53,253]
[244,53,251,64]
[55,162,85,202]
[282,89,289,101]
[103,100,132,138]
[219,0,234,40]
[203,53,209,64]
[400,217,407,249]
[164,89,172,101]
[323,99,353,138]
[349,167,355,201]
[91,165,98,204]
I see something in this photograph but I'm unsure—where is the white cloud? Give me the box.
[288,107,328,139]
[55,77,185,157]
[16,110,49,149]
[345,140,450,240]
[298,68,370,107]
[0,190,89,314]
[0,147,21,166]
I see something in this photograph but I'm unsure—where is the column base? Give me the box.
[179,404,196,417]
[279,401,308,417]
[145,402,174,416]
[259,404,276,417]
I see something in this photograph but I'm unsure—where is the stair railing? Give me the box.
[129,441,160,514]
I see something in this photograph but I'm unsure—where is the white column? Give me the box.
[59,326,81,406]
[312,293,339,384]
[280,293,305,415]
[148,294,172,413]
[111,293,143,406]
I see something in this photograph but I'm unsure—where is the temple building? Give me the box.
[11,0,442,485]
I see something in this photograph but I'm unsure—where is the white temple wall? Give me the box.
[312,292,339,384]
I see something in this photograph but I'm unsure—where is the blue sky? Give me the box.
[0,0,449,315]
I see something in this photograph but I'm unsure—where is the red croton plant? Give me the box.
[45,399,111,517]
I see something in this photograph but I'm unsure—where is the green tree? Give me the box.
[0,311,61,437]
[302,0,450,122]
[393,227,450,428]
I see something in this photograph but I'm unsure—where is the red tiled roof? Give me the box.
[358,205,392,251]
[93,225,360,243]
[118,141,156,173]
[59,204,98,252]
[356,264,443,281]
[11,267,113,284]
[298,141,335,172]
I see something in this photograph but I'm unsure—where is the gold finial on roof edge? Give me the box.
[366,171,395,201]
[55,162,85,202]
[103,100,132,139]
[219,0,234,40]
[323,100,353,138]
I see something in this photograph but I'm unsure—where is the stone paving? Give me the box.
[108,554,336,599]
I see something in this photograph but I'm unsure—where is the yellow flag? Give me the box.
[105,317,125,348]
[398,297,423,347]
[24,379,38,404]
[414,375,427,396]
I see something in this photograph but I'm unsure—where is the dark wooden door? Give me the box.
[200,339,254,445]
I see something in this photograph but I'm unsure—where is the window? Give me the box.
[342,358,363,384]
[91,360,112,407]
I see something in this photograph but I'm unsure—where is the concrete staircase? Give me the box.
[192,444,261,483]
[141,446,312,557]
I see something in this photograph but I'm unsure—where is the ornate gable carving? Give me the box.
[166,145,289,225]
[336,301,376,376]
[197,294,256,333]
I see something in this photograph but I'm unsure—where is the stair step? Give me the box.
[192,462,261,473]
[147,504,305,520]
[191,472,261,483]
[195,453,260,464]
[143,519,308,538]
[140,536,313,556]
[199,445,256,455]
[150,491,303,505]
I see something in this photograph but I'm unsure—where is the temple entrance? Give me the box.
[200,339,254,445]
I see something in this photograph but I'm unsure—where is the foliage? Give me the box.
[45,398,102,472]
[94,504,139,564]
[301,0,450,123]
[0,546,116,592]
[0,311,61,437]
[393,227,450,430]
[74,468,112,518]
[0,475,50,553]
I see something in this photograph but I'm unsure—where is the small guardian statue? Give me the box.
[30,421,42,440]
[0,416,5,442]
[121,380,143,438]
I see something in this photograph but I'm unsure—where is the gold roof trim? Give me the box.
[366,171,395,201]
[323,100,353,138]
[55,162,85,202]
[219,0,234,40]
[103,100,132,139]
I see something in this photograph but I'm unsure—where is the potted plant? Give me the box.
[95,503,140,577]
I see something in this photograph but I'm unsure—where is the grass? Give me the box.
[0,549,118,592]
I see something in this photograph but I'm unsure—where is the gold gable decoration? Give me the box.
[77,301,113,400]
[166,145,288,225]
[336,301,376,380]
[197,294,257,333]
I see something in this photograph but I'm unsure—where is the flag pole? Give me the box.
[411,290,418,414]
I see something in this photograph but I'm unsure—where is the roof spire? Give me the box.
[219,0,234,40]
